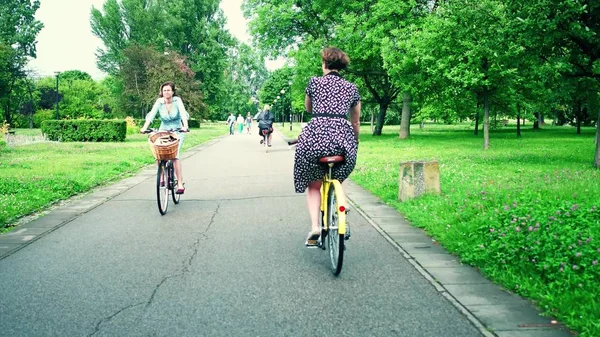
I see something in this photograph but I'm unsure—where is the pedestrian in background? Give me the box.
[226,112,235,135]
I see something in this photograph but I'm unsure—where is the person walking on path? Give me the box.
[226,113,235,135]
[245,112,252,135]
[293,47,361,245]
[140,81,190,194]
[236,114,245,135]
[257,105,275,146]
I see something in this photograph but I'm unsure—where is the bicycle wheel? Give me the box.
[169,161,181,204]
[264,134,268,153]
[326,184,344,275]
[157,162,169,215]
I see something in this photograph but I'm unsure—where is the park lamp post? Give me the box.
[251,96,259,115]
[280,89,286,127]
[54,71,61,120]
[287,80,293,130]
[276,95,281,124]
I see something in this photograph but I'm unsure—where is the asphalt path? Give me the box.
[0,130,483,337]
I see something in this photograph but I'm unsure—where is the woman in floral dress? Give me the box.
[293,47,361,245]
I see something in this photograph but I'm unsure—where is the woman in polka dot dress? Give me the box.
[294,47,361,244]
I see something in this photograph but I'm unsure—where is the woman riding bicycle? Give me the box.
[294,47,361,244]
[140,81,190,194]
[257,104,275,146]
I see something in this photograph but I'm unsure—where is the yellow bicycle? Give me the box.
[289,140,350,275]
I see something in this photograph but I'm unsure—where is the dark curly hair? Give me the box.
[321,47,350,71]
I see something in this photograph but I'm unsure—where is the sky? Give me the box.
[26,0,282,80]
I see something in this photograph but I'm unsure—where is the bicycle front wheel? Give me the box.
[326,183,344,275]
[168,161,181,204]
[157,162,169,215]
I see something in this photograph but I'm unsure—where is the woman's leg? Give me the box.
[174,159,184,190]
[306,180,322,233]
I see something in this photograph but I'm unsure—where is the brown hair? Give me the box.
[159,81,176,97]
[321,47,350,71]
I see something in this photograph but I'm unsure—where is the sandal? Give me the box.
[176,183,185,194]
[305,230,320,247]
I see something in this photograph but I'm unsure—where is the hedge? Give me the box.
[41,120,126,142]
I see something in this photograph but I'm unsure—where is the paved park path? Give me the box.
[0,130,573,337]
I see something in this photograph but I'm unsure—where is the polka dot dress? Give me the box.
[294,72,361,193]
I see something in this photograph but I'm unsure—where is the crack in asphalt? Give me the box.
[89,302,145,336]
[90,204,221,335]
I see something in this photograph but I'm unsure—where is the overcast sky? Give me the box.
[26,0,278,80]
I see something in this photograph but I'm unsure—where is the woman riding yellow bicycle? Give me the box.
[293,47,361,246]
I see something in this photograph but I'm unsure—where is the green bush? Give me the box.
[188,119,200,128]
[41,119,126,142]
[33,110,55,128]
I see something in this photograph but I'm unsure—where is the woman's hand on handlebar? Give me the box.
[288,139,298,146]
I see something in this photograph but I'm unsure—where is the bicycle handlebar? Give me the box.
[141,128,189,134]
[288,139,298,145]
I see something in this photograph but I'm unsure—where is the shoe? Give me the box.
[176,183,185,194]
[268,143,272,147]
[260,139,264,144]
[305,230,320,247]
[160,181,165,187]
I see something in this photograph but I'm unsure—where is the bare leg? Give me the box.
[268,133,273,145]
[307,180,322,233]
[173,159,184,190]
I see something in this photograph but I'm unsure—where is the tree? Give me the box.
[91,0,232,113]
[0,0,43,124]
[119,45,205,120]
[244,0,407,136]
[505,0,600,166]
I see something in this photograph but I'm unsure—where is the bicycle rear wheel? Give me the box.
[326,184,344,275]
[264,134,268,153]
[157,162,169,215]
[168,161,181,204]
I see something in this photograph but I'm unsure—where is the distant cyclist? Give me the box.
[257,104,275,146]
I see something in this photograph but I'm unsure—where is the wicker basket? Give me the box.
[148,131,180,160]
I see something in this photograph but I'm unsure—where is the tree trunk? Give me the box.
[516,102,521,138]
[399,93,411,139]
[533,112,540,129]
[483,88,490,150]
[474,101,480,135]
[594,107,600,168]
[372,102,390,136]
[370,110,374,134]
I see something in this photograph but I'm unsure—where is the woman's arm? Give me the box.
[304,94,312,113]
[350,101,361,142]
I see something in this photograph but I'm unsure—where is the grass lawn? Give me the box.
[282,122,599,336]
[0,124,228,230]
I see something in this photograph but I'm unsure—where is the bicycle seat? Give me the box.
[319,155,344,164]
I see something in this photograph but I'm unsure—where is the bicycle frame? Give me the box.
[320,164,347,235]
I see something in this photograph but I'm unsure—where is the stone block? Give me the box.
[399,160,441,201]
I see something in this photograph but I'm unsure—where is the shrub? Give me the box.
[125,116,139,135]
[41,119,126,142]
[188,119,200,128]
[33,110,55,128]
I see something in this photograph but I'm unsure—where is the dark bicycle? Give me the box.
[142,128,188,215]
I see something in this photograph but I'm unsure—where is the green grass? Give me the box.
[347,123,599,336]
[0,125,227,230]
